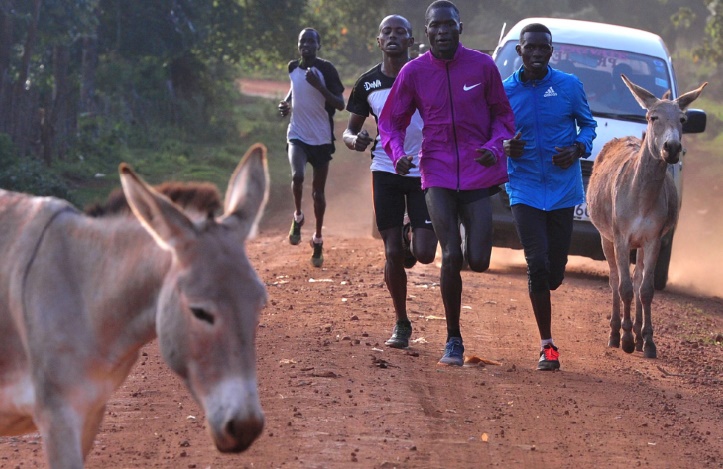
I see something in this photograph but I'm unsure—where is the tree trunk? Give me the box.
[11,0,41,157]
[0,1,14,135]
[41,44,70,165]
[80,35,98,116]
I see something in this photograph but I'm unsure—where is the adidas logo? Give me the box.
[543,87,557,97]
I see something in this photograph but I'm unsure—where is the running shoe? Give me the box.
[310,239,323,267]
[288,214,304,245]
[438,337,464,366]
[402,222,417,269]
[385,321,412,348]
[537,344,560,371]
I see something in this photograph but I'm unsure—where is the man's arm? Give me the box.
[306,69,344,110]
[571,78,597,156]
[482,62,516,160]
[552,77,597,169]
[278,88,292,117]
[343,113,373,152]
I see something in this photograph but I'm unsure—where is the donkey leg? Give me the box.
[640,283,657,358]
[602,238,621,348]
[81,404,107,460]
[639,242,661,358]
[614,241,635,353]
[36,403,86,469]
[633,249,644,352]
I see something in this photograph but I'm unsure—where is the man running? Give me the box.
[379,1,515,366]
[279,28,345,267]
[344,15,438,349]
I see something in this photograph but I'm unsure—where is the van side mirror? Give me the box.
[683,109,706,134]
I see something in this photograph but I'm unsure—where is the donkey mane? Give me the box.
[85,181,222,218]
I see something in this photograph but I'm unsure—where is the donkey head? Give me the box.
[621,74,707,164]
[119,143,269,453]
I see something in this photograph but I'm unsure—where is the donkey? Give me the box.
[587,76,706,358]
[0,143,269,467]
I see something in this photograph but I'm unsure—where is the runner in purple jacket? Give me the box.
[378,0,515,366]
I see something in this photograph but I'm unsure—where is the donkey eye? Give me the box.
[190,307,215,325]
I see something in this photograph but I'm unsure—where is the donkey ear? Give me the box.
[621,73,657,110]
[119,163,196,251]
[221,143,270,239]
[677,82,707,110]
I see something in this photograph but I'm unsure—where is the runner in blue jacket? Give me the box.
[503,23,597,371]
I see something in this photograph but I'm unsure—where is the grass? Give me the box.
[59,91,291,210]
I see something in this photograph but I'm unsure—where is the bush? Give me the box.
[0,154,75,203]
[0,133,15,172]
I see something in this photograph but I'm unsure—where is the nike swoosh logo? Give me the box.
[463,83,481,91]
[424,220,433,224]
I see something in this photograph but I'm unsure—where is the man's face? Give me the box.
[424,7,462,60]
[298,30,320,62]
[377,17,413,57]
[516,31,553,79]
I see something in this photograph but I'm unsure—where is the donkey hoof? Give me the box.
[608,334,620,348]
[635,337,644,352]
[643,343,657,359]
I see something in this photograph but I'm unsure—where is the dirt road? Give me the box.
[1,231,721,468]
[1,81,721,468]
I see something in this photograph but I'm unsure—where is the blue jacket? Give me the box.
[503,66,597,210]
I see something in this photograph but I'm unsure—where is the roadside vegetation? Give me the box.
[0,0,721,209]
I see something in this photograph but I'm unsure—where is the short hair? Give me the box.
[519,23,552,43]
[379,15,413,36]
[299,28,321,45]
[425,1,460,25]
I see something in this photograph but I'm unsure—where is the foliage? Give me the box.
[695,0,723,60]
[0,134,66,199]
[0,134,16,172]
[1,0,722,205]
[0,156,75,203]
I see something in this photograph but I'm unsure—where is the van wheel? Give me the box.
[654,233,674,291]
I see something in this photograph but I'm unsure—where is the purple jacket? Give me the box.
[379,44,515,190]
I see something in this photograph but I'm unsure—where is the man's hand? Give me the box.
[305,68,322,90]
[503,132,526,159]
[552,144,581,169]
[474,148,497,167]
[352,129,373,152]
[278,100,290,117]
[395,155,416,175]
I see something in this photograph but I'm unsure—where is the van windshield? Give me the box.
[495,42,673,119]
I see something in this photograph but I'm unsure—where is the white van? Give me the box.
[490,17,706,289]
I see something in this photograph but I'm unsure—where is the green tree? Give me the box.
[695,0,723,62]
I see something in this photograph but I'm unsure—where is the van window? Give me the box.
[495,42,673,119]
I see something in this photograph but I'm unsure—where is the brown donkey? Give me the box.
[587,76,706,358]
[0,143,269,467]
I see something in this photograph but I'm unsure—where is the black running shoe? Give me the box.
[402,223,417,269]
[537,344,560,371]
[289,215,304,245]
[385,321,412,348]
